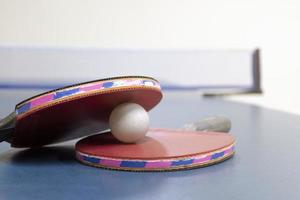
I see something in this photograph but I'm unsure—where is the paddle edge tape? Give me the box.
[76,143,235,172]
[16,76,159,108]
[16,77,161,119]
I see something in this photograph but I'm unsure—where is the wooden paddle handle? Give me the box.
[0,112,15,142]
[182,116,231,133]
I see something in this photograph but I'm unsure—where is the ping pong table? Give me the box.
[0,90,299,199]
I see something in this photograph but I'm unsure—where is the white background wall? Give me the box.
[0,0,300,114]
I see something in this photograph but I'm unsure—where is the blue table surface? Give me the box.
[1,90,300,200]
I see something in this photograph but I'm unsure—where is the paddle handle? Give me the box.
[182,116,231,133]
[0,112,15,142]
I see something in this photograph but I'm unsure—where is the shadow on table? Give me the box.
[9,145,76,165]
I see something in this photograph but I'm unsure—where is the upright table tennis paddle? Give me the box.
[0,76,162,147]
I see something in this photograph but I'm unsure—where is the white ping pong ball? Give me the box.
[109,103,149,143]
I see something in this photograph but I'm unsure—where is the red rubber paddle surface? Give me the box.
[12,89,162,147]
[76,128,236,171]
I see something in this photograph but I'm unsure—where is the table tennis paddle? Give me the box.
[76,128,235,171]
[0,75,236,171]
[0,76,162,148]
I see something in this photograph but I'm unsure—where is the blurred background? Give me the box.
[0,0,299,114]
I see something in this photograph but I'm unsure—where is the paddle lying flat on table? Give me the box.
[0,76,162,148]
[76,128,235,171]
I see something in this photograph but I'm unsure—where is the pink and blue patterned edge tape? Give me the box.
[16,78,160,116]
[76,145,235,170]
